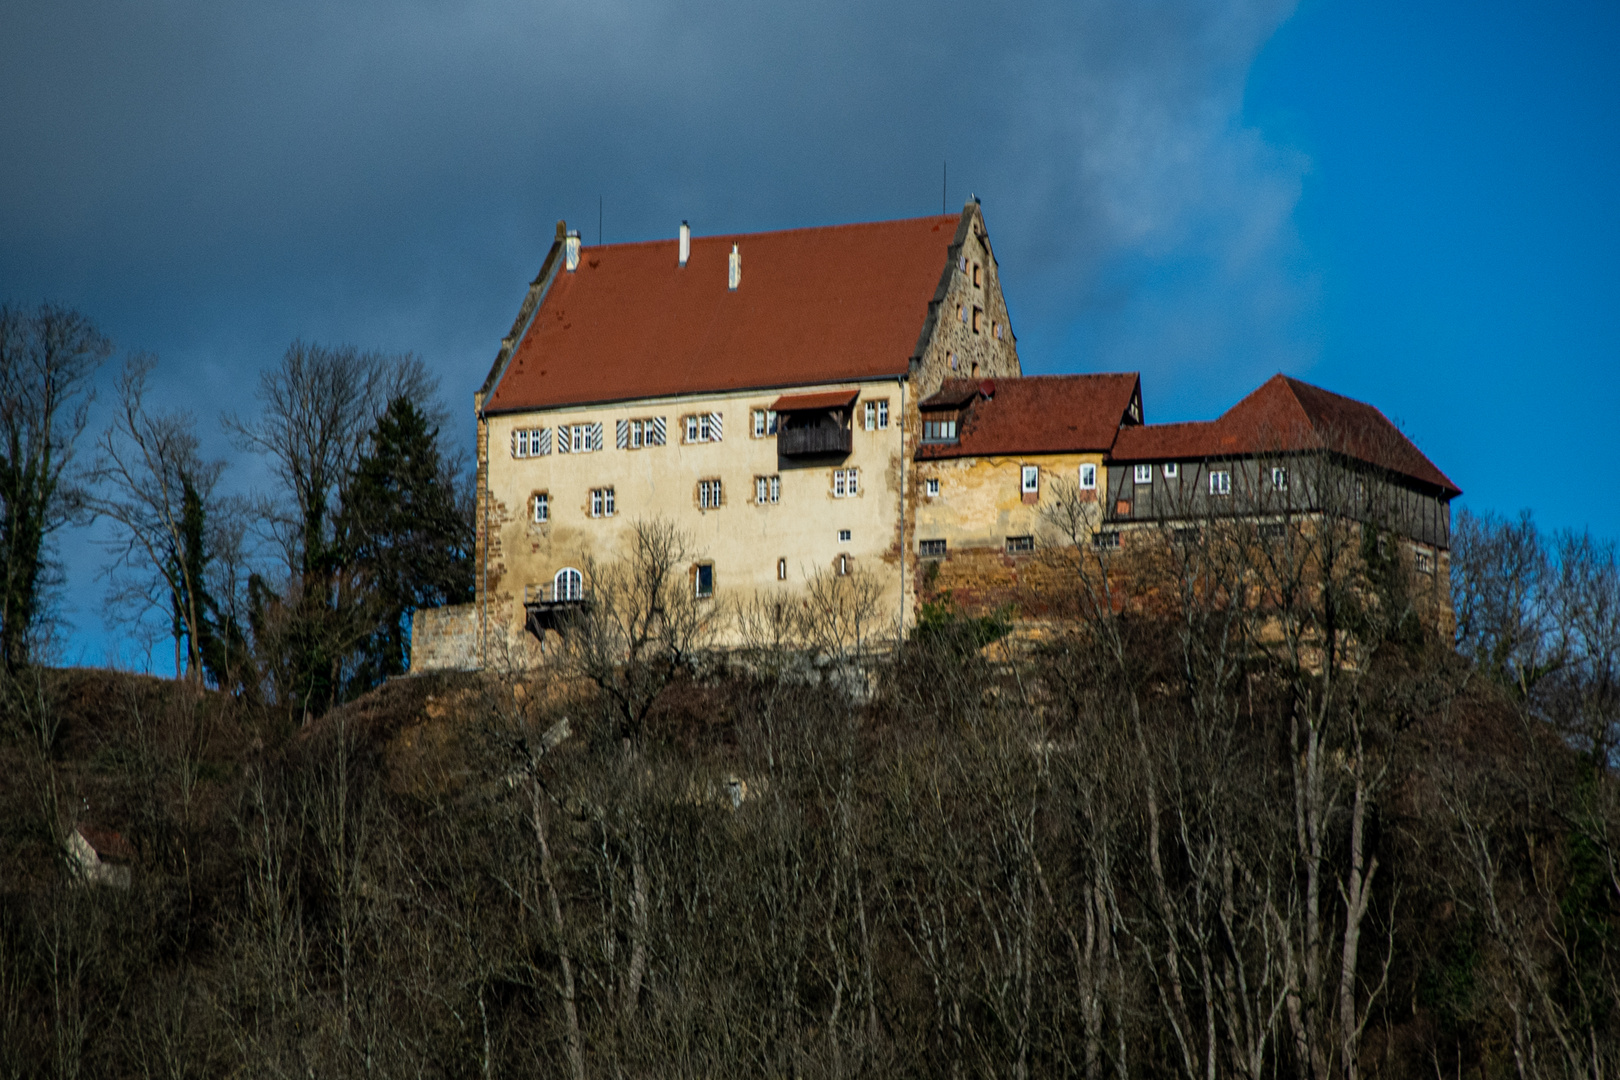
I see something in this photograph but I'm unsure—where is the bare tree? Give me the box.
[0,303,110,669]
[91,355,231,683]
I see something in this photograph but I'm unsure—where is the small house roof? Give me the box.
[916,374,1142,460]
[771,388,860,412]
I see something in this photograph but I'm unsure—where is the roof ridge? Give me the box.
[570,212,963,254]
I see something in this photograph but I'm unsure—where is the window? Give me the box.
[838,529,852,542]
[1163,462,1179,479]
[751,409,777,437]
[972,263,981,287]
[864,401,876,430]
[554,567,582,601]
[1415,549,1435,575]
[1078,463,1098,490]
[922,418,957,442]
[919,539,947,557]
[620,417,665,449]
[994,322,1003,341]
[684,412,723,443]
[925,478,940,498]
[556,423,601,454]
[972,307,983,333]
[590,487,616,517]
[754,475,780,504]
[1134,464,1153,484]
[698,478,723,509]
[957,303,965,324]
[833,468,859,498]
[1021,465,1040,494]
[877,400,889,429]
[1259,522,1287,540]
[532,492,549,523]
[837,554,851,576]
[777,557,787,581]
[1006,535,1034,554]
[1092,531,1121,550]
[694,563,714,599]
[1210,471,1231,496]
[512,427,551,458]
[1271,467,1289,492]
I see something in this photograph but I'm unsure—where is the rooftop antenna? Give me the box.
[942,161,947,215]
[598,196,603,246]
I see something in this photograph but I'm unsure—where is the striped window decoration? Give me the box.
[650,417,667,445]
[510,427,551,458]
[616,419,629,449]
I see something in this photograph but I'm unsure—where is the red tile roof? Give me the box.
[771,388,860,412]
[1111,374,1460,495]
[916,375,1142,459]
[485,213,964,413]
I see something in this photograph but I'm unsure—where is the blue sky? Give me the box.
[0,0,1615,668]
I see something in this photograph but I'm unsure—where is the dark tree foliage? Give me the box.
[169,477,253,693]
[0,303,108,669]
[337,395,473,693]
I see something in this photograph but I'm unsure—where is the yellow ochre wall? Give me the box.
[911,452,1106,617]
[480,381,910,650]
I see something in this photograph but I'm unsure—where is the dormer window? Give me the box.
[922,418,958,443]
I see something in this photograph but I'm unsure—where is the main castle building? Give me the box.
[431,202,1458,668]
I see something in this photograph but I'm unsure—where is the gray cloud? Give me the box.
[0,0,1311,660]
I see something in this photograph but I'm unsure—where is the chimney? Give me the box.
[728,244,740,291]
[679,221,690,267]
[565,230,581,272]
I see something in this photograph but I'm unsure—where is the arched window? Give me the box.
[554,567,583,602]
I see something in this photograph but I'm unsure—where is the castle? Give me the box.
[410,201,1458,669]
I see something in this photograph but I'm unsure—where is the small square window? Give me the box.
[838,529,852,543]
[1163,463,1179,479]
[1078,464,1098,490]
[1415,549,1435,575]
[1133,464,1153,484]
[1092,531,1121,550]
[698,478,723,509]
[695,564,714,599]
[1210,471,1231,496]
[925,478,940,498]
[919,538,946,557]
[1021,465,1039,494]
[533,492,549,523]
[1006,535,1034,554]
[1271,467,1289,492]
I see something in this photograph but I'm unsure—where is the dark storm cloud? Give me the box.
[0,0,1309,660]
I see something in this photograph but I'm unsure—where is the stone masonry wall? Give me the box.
[410,603,480,673]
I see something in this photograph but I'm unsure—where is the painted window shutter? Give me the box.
[510,430,519,458]
[557,427,571,454]
[538,428,551,455]
[651,417,666,445]
[616,419,629,449]
[708,412,722,441]
[590,423,604,451]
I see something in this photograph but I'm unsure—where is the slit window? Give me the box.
[777,558,787,580]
